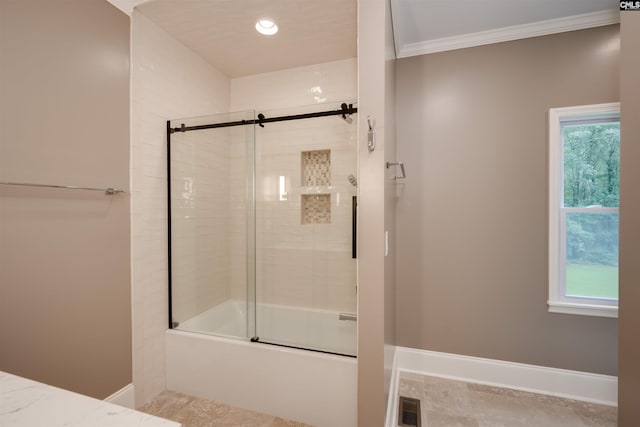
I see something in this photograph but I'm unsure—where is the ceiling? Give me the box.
[136,0,356,78]
[106,0,619,77]
[392,0,619,57]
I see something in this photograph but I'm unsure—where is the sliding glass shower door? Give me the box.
[168,101,357,356]
[168,111,256,340]
[253,102,357,356]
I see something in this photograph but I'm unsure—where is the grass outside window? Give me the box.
[566,264,618,299]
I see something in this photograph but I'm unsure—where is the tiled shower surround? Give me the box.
[132,7,357,407]
[172,104,358,318]
[232,61,357,313]
[170,120,236,323]
[170,116,252,325]
[250,106,356,312]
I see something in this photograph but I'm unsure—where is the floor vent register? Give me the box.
[398,396,421,426]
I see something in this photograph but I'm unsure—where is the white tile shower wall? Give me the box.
[170,127,232,322]
[231,58,356,112]
[131,11,230,407]
[230,59,357,313]
[254,117,357,312]
[228,125,251,304]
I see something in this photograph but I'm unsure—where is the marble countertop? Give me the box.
[0,371,180,427]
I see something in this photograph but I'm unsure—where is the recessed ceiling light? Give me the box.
[255,19,278,36]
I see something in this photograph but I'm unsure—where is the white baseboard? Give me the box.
[392,347,616,416]
[105,383,135,409]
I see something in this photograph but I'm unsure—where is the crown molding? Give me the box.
[396,9,620,59]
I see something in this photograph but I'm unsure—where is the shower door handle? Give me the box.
[352,196,357,259]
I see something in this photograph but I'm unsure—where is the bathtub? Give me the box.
[166,301,357,426]
[175,299,357,356]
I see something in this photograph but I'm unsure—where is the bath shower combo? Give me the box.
[163,101,359,426]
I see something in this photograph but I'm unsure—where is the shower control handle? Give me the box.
[386,161,406,180]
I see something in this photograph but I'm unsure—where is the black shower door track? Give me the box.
[168,105,357,134]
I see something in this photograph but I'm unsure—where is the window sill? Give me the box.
[548,301,618,318]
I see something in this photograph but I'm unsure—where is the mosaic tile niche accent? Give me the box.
[301,150,331,186]
[302,194,331,224]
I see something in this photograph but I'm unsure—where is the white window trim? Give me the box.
[548,102,620,318]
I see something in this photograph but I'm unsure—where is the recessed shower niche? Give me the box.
[301,149,331,225]
[302,149,331,186]
[302,194,331,224]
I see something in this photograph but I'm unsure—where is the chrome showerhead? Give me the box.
[347,174,357,187]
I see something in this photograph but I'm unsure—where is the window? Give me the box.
[548,103,620,318]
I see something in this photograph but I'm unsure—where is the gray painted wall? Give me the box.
[0,0,131,398]
[357,0,396,424]
[395,25,619,375]
[618,13,640,426]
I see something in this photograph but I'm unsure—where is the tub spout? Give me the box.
[339,313,357,321]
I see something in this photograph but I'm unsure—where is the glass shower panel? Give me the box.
[168,111,255,340]
[254,102,357,356]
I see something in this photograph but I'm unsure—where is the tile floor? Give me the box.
[139,390,311,427]
[398,371,617,427]
[139,376,616,427]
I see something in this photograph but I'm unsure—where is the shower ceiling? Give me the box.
[136,0,357,77]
